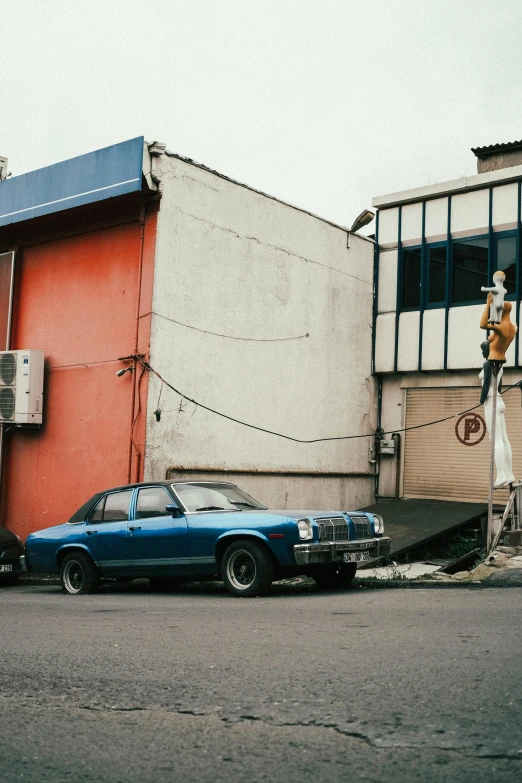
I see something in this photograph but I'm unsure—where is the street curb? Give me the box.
[19,574,60,585]
[14,574,521,590]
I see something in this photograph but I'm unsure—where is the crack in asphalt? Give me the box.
[5,692,522,764]
[76,703,378,747]
[72,703,522,760]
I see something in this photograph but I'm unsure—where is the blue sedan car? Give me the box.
[24,481,390,597]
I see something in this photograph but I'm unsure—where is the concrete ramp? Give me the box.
[359,498,487,563]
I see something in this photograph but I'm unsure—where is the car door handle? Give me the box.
[86,530,98,535]
[128,526,141,531]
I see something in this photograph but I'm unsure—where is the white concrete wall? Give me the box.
[378,207,399,249]
[397,311,420,372]
[375,313,396,373]
[144,154,377,510]
[421,308,445,370]
[451,189,489,237]
[377,249,397,313]
[424,197,448,242]
[447,305,490,370]
[378,375,403,497]
[401,202,423,245]
[492,183,518,231]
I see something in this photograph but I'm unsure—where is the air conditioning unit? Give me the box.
[0,350,44,425]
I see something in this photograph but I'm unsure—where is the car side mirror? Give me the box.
[165,504,184,518]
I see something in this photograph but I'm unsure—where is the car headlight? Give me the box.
[297,518,313,541]
[373,514,384,534]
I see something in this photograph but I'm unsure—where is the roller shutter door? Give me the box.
[403,387,522,503]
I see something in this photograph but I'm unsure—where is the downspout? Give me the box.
[127,206,147,484]
[374,375,383,499]
[0,249,17,520]
[126,142,165,484]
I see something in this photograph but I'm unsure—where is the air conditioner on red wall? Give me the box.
[0,350,44,425]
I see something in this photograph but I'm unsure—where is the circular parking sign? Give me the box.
[455,413,486,446]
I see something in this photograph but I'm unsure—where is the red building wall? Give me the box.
[1,195,157,539]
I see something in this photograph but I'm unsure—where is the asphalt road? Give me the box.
[1,580,521,783]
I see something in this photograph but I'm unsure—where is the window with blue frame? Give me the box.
[427,245,447,305]
[452,237,489,304]
[401,248,421,308]
[399,232,518,311]
[495,233,517,295]
[401,244,447,309]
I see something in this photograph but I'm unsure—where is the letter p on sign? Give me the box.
[455,413,486,446]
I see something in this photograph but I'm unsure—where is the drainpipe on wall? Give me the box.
[374,375,383,500]
[0,249,17,521]
[393,432,402,499]
[126,204,148,485]
[125,142,166,484]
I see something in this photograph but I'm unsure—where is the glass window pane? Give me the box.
[173,482,265,513]
[103,490,133,522]
[496,235,516,293]
[89,497,105,522]
[452,238,489,304]
[427,246,447,304]
[402,248,421,308]
[136,487,172,519]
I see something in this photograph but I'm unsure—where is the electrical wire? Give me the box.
[141,358,522,444]
[142,310,309,342]
[47,358,122,370]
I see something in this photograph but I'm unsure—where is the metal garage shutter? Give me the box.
[403,387,522,503]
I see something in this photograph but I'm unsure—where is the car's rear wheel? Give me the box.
[222,540,274,597]
[312,563,357,590]
[60,552,100,595]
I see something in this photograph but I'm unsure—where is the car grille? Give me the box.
[353,518,372,539]
[316,517,350,542]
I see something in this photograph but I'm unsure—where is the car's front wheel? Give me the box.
[312,563,357,590]
[60,552,100,595]
[222,540,274,597]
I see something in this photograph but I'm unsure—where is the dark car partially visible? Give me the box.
[0,527,23,586]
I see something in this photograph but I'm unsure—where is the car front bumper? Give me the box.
[293,536,391,566]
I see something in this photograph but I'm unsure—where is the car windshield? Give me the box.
[171,483,267,513]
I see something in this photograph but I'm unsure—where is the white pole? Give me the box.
[487,364,499,554]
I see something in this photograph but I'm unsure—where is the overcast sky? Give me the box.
[2,0,521,231]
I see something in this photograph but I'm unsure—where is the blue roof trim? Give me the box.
[0,136,144,228]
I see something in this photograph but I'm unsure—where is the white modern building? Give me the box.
[373,140,522,504]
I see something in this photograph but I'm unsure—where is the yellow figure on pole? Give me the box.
[480,287,517,362]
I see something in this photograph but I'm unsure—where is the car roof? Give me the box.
[105,480,236,491]
[67,480,238,523]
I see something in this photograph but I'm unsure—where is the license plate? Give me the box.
[0,564,13,572]
[343,552,370,563]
